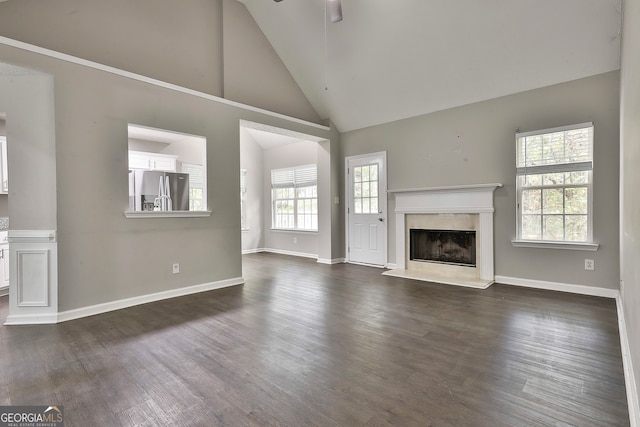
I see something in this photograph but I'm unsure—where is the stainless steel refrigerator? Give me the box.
[129,170,190,211]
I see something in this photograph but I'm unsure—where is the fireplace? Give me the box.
[410,229,476,267]
[383,184,501,288]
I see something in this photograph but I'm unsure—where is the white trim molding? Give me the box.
[317,258,346,265]
[512,240,599,251]
[6,230,58,325]
[56,277,244,324]
[616,296,640,427]
[242,248,266,255]
[8,229,56,243]
[0,285,7,297]
[4,312,58,325]
[241,248,341,264]
[16,250,50,307]
[263,248,318,259]
[388,183,503,195]
[494,275,619,299]
[387,183,502,286]
[124,210,212,219]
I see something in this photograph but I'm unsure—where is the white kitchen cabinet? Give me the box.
[0,136,8,194]
[128,150,177,172]
[0,231,8,289]
[150,156,177,172]
[0,245,8,289]
[128,151,151,170]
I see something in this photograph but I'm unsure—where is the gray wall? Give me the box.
[0,41,332,312]
[620,0,640,410]
[342,71,620,289]
[0,0,224,96]
[222,0,322,125]
[263,140,319,257]
[0,0,321,126]
[0,68,57,230]
[240,127,265,252]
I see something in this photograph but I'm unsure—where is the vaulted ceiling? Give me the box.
[238,0,622,133]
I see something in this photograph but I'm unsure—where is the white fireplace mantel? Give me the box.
[384,183,502,288]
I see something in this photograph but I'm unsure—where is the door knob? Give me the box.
[378,217,384,222]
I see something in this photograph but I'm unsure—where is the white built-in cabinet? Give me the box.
[0,231,8,289]
[0,136,8,194]
[128,150,177,172]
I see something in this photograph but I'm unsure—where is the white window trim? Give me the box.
[511,239,599,251]
[269,228,318,234]
[271,164,318,231]
[512,122,598,250]
[126,124,208,216]
[124,210,212,218]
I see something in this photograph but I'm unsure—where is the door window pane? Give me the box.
[353,163,379,215]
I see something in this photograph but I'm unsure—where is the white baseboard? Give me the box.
[385,263,398,270]
[4,312,59,325]
[242,248,265,255]
[55,277,244,324]
[244,249,343,264]
[494,275,619,299]
[317,257,346,265]
[617,296,640,427]
[0,285,7,297]
[262,248,318,259]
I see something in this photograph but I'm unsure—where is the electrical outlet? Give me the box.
[293,237,297,244]
[585,259,594,271]
[172,263,180,274]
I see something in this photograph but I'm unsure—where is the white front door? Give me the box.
[346,153,387,267]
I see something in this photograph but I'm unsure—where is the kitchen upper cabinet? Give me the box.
[128,150,177,172]
[0,136,7,194]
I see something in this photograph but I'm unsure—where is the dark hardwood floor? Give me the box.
[0,253,629,426]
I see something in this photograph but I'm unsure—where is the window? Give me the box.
[240,169,248,230]
[181,163,204,211]
[353,163,379,214]
[516,122,593,243]
[271,165,318,231]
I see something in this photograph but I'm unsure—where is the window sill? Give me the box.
[511,240,599,251]
[124,210,212,219]
[270,228,318,234]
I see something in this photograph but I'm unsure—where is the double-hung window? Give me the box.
[271,165,318,231]
[516,122,594,244]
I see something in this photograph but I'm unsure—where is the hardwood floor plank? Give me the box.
[0,253,630,426]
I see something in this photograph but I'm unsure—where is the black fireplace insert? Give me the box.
[410,229,476,267]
